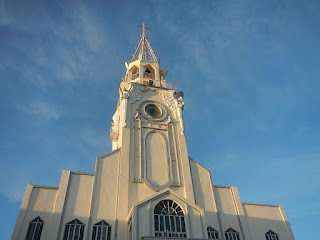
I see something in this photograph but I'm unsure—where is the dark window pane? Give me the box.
[176,216,181,232]
[170,216,175,232]
[92,226,97,240]
[80,225,84,240]
[107,227,111,240]
[26,223,35,240]
[154,215,159,231]
[165,215,170,231]
[63,225,70,240]
[181,217,185,232]
[97,226,102,240]
[160,215,164,231]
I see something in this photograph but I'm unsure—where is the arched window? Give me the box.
[207,226,219,239]
[25,216,44,240]
[154,199,187,238]
[225,228,240,240]
[92,220,111,240]
[63,219,85,240]
[265,230,279,240]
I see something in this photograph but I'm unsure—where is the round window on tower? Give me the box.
[145,104,162,118]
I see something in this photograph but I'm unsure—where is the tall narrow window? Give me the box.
[207,226,219,239]
[265,230,279,240]
[225,228,240,240]
[92,220,111,240]
[25,216,44,240]
[154,199,186,238]
[63,219,85,240]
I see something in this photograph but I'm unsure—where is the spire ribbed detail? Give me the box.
[131,23,158,63]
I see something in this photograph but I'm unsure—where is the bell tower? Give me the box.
[110,22,194,191]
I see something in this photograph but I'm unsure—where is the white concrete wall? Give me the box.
[189,159,220,233]
[12,186,58,240]
[57,172,94,240]
[88,150,120,240]
[243,203,295,240]
[213,186,247,240]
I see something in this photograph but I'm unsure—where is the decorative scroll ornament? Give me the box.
[176,93,185,135]
[129,84,149,104]
[120,89,130,128]
[110,108,120,141]
[177,101,185,135]
[159,92,177,110]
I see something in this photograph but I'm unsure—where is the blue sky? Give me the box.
[1,0,319,239]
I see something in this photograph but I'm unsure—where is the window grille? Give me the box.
[63,219,85,240]
[92,220,111,240]
[225,228,240,240]
[25,216,44,240]
[154,199,187,238]
[265,230,279,240]
[207,226,219,239]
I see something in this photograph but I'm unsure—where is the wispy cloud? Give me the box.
[1,1,111,91]
[21,101,61,120]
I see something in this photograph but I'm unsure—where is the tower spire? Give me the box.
[131,23,158,63]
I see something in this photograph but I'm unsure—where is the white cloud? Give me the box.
[1,1,110,89]
[21,101,60,120]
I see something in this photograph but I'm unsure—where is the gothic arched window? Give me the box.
[225,228,240,240]
[63,219,85,240]
[92,220,111,240]
[207,226,219,239]
[265,230,279,240]
[25,216,44,240]
[154,199,187,238]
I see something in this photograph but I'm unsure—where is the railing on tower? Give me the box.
[110,125,119,141]
[127,72,156,82]
[143,72,155,79]
[131,72,139,80]
[165,82,178,91]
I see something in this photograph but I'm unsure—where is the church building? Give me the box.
[12,24,295,240]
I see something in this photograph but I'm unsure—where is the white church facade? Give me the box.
[12,25,295,240]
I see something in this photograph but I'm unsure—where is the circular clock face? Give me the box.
[145,104,162,118]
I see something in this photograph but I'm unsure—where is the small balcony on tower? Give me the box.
[125,60,168,88]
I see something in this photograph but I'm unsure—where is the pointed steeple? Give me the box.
[131,23,158,63]
[124,23,172,89]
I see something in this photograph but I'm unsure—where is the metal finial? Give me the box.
[137,22,151,36]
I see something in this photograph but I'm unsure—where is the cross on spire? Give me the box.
[137,22,151,35]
